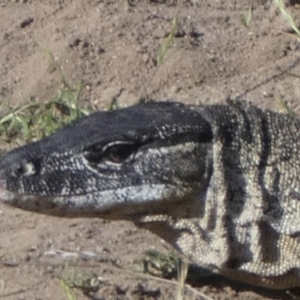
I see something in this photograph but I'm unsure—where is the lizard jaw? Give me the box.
[0,181,192,219]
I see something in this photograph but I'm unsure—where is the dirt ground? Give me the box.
[2,0,300,299]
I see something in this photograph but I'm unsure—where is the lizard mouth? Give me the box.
[0,182,192,219]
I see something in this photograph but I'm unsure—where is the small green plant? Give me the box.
[242,1,300,36]
[155,15,178,66]
[278,97,296,118]
[274,0,300,38]
[176,257,188,300]
[60,279,77,300]
[141,249,180,279]
[59,266,101,299]
[0,50,91,149]
[241,4,253,27]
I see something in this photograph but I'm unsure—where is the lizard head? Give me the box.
[0,101,213,220]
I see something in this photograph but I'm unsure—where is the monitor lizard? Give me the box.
[0,100,300,289]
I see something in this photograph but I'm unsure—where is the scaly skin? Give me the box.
[1,101,300,289]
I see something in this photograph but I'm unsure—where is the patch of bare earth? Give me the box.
[1,1,300,299]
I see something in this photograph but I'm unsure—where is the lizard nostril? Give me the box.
[13,160,36,177]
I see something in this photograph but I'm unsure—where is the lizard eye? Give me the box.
[104,143,137,164]
[85,141,139,165]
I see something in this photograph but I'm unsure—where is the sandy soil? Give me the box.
[1,1,300,299]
